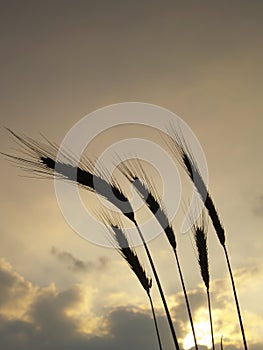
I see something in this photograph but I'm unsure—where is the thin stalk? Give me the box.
[192,211,214,350]
[135,222,180,350]
[220,335,224,350]
[148,292,163,350]
[207,289,215,350]
[174,248,198,350]
[223,245,248,350]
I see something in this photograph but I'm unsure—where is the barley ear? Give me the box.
[191,211,215,350]
[167,126,225,246]
[101,215,163,350]
[4,129,135,222]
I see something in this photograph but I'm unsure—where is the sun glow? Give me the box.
[183,321,212,350]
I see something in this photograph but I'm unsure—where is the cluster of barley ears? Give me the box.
[3,127,248,350]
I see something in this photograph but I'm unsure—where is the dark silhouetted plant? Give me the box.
[3,129,180,350]
[168,126,248,350]
[3,125,249,350]
[101,214,162,350]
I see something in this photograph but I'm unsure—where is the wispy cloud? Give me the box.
[50,246,109,273]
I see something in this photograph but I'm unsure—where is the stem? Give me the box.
[134,222,180,350]
[148,292,163,350]
[223,245,248,350]
[207,289,215,350]
[174,249,199,350]
[220,335,224,350]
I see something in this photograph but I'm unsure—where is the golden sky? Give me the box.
[0,1,263,349]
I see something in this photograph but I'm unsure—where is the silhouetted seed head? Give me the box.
[192,212,210,290]
[4,129,135,223]
[167,126,225,246]
[102,216,152,294]
[120,160,177,250]
[204,194,225,246]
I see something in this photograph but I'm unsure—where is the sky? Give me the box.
[0,1,263,349]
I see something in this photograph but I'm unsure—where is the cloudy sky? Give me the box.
[0,1,263,349]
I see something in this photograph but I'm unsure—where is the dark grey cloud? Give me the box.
[0,258,175,348]
[51,246,109,273]
[0,308,170,350]
[0,258,167,349]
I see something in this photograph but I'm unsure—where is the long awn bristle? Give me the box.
[192,211,209,290]
[104,217,152,294]
[167,126,225,246]
[4,129,135,223]
[120,160,177,249]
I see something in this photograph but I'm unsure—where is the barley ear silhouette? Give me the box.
[168,126,248,350]
[101,214,163,350]
[192,211,215,350]
[3,128,135,222]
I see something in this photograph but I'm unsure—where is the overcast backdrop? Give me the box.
[0,1,263,349]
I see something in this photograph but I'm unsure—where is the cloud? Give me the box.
[50,246,109,273]
[0,258,173,349]
[0,259,37,318]
[0,258,262,350]
[169,265,263,349]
